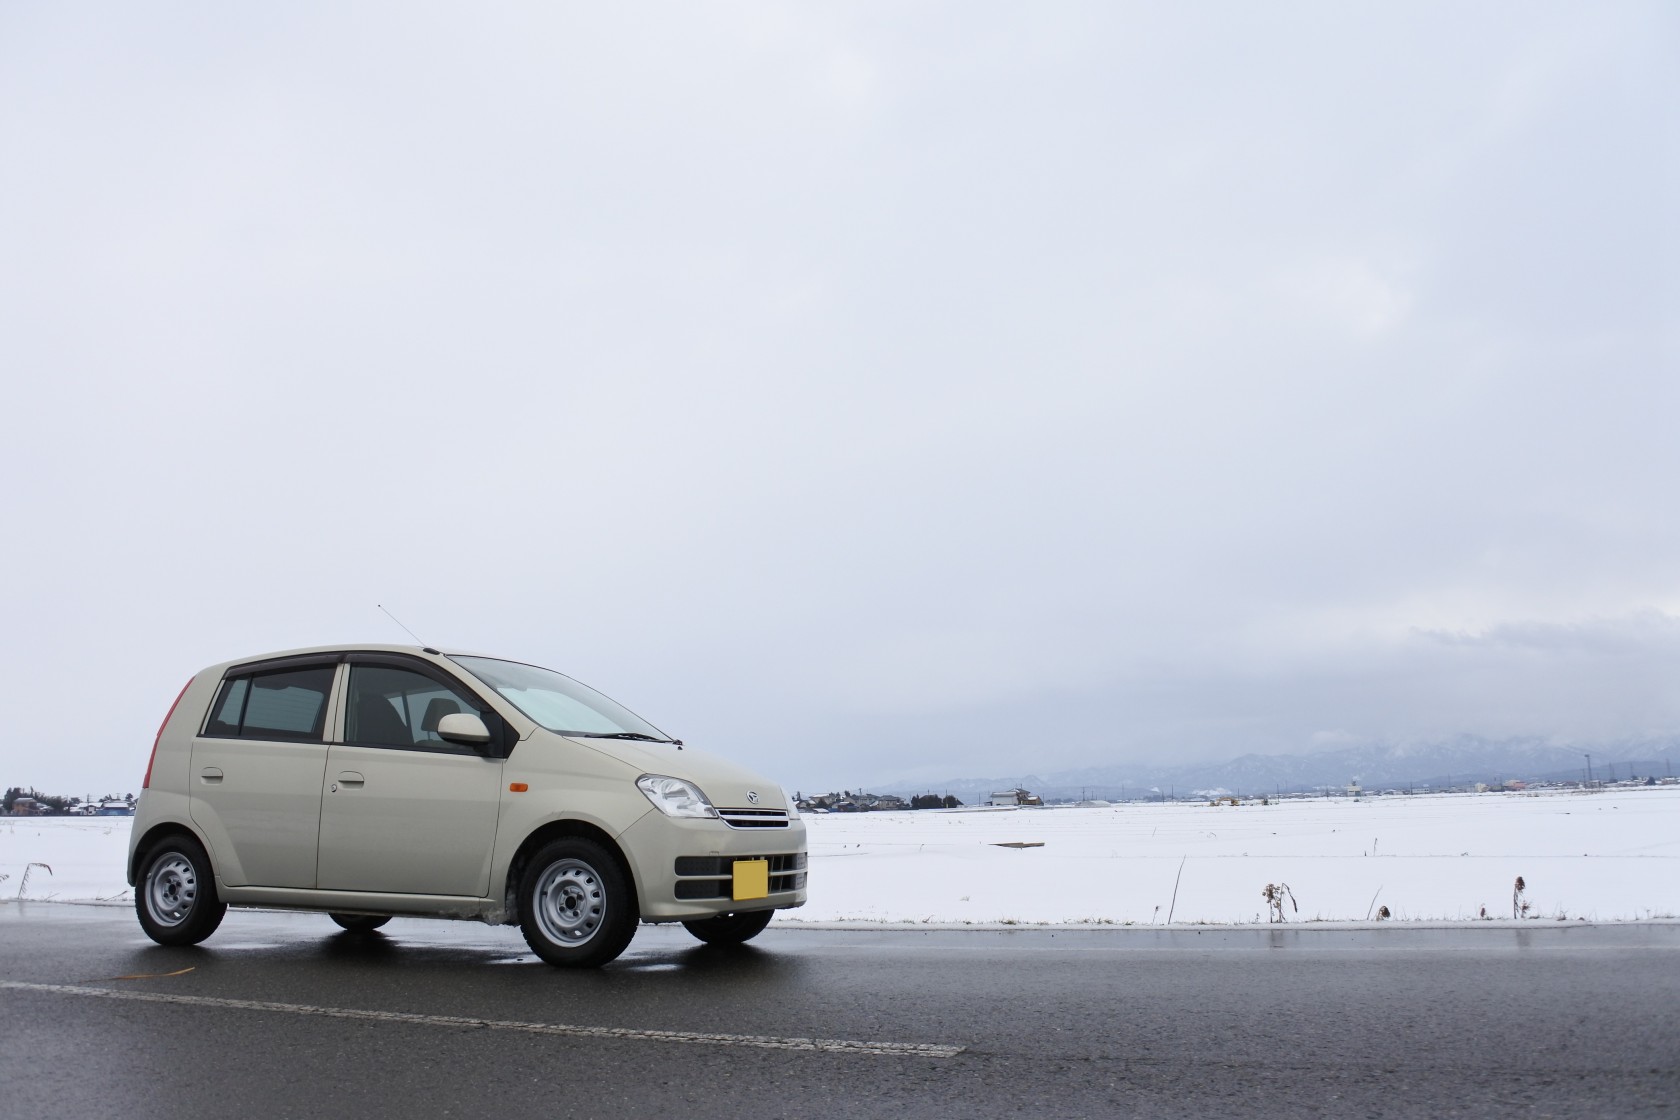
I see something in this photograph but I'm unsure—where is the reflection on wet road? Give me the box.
[3,905,1676,1119]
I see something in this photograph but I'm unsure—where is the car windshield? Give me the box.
[448,655,671,741]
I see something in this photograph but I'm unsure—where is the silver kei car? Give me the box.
[128,645,807,967]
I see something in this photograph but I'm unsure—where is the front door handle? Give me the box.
[337,771,365,788]
[199,767,224,784]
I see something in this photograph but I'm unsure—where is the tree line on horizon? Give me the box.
[4,786,134,813]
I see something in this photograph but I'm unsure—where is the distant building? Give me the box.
[804,791,909,812]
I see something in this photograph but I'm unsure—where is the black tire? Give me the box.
[329,913,391,932]
[681,908,774,945]
[135,834,226,947]
[517,838,638,968]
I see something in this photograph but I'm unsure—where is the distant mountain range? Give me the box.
[878,736,1680,803]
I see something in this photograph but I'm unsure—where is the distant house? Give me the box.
[97,799,134,816]
[806,790,909,812]
[990,788,1042,807]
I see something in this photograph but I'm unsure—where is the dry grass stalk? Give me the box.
[17,862,52,899]
[1262,882,1297,923]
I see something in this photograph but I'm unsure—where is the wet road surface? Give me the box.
[2,904,1676,1118]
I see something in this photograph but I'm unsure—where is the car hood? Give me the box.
[563,736,790,812]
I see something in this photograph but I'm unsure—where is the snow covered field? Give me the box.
[3,787,1676,927]
[795,786,1680,926]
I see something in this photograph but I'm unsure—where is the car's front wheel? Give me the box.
[135,835,226,947]
[329,913,391,932]
[518,838,638,968]
[681,909,774,945]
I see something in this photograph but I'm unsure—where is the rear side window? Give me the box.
[204,666,334,741]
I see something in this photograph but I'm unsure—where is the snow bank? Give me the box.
[3,787,1675,926]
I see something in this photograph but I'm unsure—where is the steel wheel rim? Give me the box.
[532,859,605,946]
[146,853,198,926]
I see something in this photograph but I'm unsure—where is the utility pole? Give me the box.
[1584,753,1593,789]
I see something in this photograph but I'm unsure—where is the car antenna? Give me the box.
[377,604,428,647]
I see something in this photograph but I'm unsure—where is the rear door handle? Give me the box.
[199,767,223,784]
[337,771,365,788]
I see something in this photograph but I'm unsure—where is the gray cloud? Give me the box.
[2,3,1675,796]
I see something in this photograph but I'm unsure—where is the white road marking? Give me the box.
[0,980,963,1058]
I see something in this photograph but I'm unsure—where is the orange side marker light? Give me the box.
[509,782,529,793]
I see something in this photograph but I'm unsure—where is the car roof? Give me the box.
[210,643,463,675]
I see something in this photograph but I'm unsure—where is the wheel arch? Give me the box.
[129,821,213,886]
[503,819,637,924]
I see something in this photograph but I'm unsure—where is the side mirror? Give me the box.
[437,712,492,748]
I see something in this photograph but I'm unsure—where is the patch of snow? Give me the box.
[3,788,1675,926]
[0,817,135,904]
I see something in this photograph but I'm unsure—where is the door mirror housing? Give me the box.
[436,712,492,747]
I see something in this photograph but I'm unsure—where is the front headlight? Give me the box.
[637,775,718,819]
[785,790,801,820]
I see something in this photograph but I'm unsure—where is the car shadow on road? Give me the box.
[318,929,406,961]
[302,928,803,982]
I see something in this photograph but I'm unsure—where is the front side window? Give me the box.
[205,666,334,741]
[449,655,670,740]
[345,664,487,750]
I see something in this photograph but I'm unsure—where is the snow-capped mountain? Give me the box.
[880,736,1679,803]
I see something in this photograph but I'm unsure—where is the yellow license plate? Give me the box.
[732,859,770,901]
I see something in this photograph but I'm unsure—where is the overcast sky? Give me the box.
[3,3,1676,798]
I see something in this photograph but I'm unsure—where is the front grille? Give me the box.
[673,852,807,900]
[676,853,806,876]
[717,807,791,829]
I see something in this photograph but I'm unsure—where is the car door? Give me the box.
[315,656,505,897]
[189,658,339,888]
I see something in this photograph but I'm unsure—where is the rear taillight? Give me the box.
[143,678,194,790]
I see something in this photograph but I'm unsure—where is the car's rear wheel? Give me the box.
[681,909,774,945]
[135,835,226,947]
[518,838,637,968]
[329,913,391,932]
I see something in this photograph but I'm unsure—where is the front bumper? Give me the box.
[619,811,809,922]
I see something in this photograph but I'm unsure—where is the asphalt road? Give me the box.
[1,904,1675,1119]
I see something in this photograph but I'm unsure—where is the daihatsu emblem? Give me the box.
[746,790,760,805]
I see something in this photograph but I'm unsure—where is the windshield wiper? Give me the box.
[569,731,683,745]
